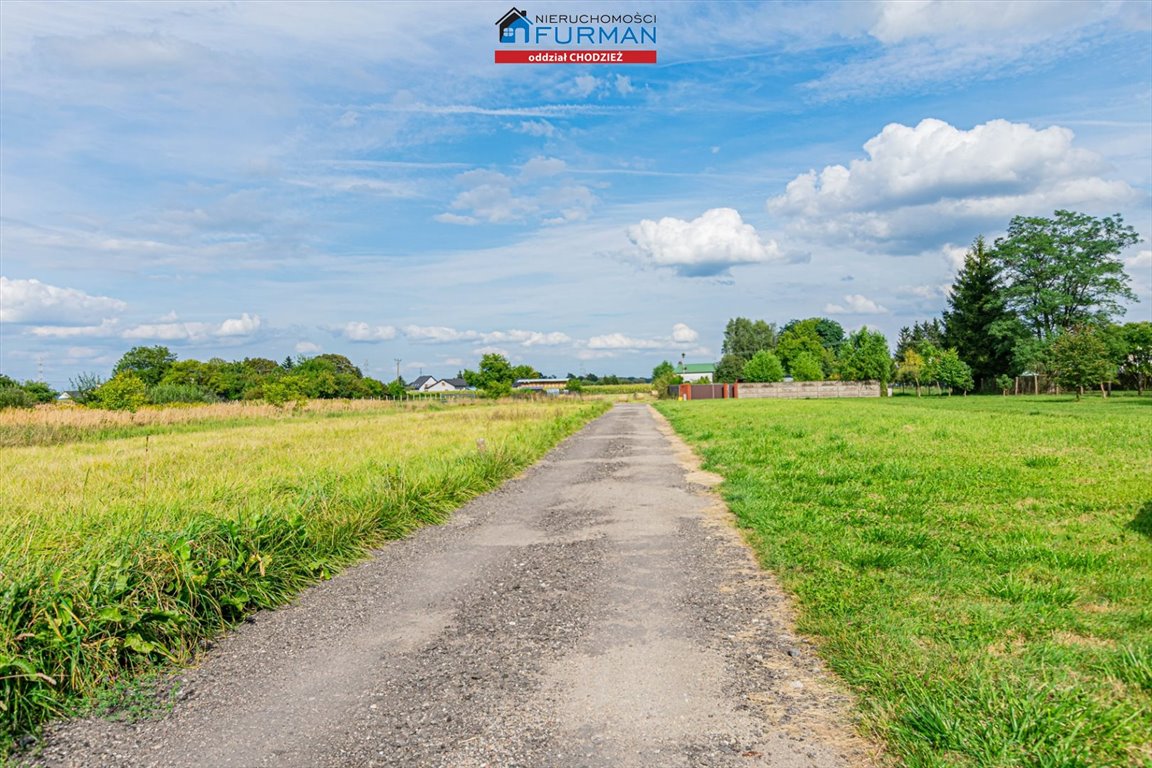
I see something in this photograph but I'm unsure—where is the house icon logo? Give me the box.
[496,8,531,44]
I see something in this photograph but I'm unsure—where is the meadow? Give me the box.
[0,398,608,750]
[656,395,1151,768]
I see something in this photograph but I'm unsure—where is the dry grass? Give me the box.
[0,399,609,749]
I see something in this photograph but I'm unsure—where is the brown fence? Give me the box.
[674,383,736,400]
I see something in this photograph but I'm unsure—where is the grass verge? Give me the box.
[0,399,609,752]
[655,396,1151,767]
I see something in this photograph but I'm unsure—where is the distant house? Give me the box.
[409,376,471,393]
[57,391,82,403]
[496,8,531,43]
[676,363,716,383]
[513,378,569,393]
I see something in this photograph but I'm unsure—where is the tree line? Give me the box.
[652,210,1149,399]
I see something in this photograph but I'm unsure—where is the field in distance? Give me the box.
[0,398,608,751]
[656,395,1151,768]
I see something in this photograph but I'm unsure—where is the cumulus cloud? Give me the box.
[216,313,261,336]
[767,118,1138,253]
[671,323,699,343]
[121,313,262,341]
[628,208,781,277]
[824,294,889,315]
[1,276,127,324]
[341,321,397,342]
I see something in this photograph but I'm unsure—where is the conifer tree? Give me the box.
[943,236,1022,388]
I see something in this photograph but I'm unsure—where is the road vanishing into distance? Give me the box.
[27,404,876,768]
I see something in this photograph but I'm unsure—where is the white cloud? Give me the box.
[805,1,1130,99]
[767,118,1139,252]
[520,156,566,179]
[571,75,601,97]
[824,294,890,315]
[404,325,475,343]
[868,0,1100,45]
[216,312,261,336]
[437,157,596,225]
[121,313,262,341]
[1126,249,1152,271]
[295,341,322,355]
[586,324,702,350]
[27,319,120,338]
[671,323,699,343]
[515,120,557,137]
[341,321,397,342]
[615,75,634,95]
[895,284,949,300]
[402,325,571,347]
[1,276,127,324]
[628,208,781,277]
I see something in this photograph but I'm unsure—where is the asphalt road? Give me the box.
[24,404,876,768]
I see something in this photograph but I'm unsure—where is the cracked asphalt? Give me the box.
[21,404,878,768]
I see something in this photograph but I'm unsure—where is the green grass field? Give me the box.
[0,399,608,751]
[656,395,1151,768]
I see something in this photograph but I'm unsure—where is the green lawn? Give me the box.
[656,395,1151,767]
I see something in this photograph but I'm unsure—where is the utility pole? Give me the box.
[394,358,402,381]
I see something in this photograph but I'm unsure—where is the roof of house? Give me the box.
[678,363,716,373]
[443,378,469,388]
[408,375,436,390]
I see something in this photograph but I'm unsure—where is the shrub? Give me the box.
[90,373,149,411]
[148,383,217,405]
[743,350,785,382]
[789,351,824,381]
[0,387,34,409]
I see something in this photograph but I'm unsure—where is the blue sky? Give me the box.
[2,0,1150,386]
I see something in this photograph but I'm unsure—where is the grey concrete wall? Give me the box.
[738,381,881,399]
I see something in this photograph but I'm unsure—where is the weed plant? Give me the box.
[656,396,1151,767]
[0,399,607,751]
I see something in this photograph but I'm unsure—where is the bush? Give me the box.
[743,350,785,382]
[90,373,149,411]
[789,352,824,381]
[148,383,217,405]
[0,387,34,409]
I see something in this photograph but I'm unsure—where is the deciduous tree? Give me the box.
[721,318,777,360]
[1049,325,1116,399]
[993,210,1140,340]
[742,350,784,382]
[113,346,176,387]
[838,328,894,395]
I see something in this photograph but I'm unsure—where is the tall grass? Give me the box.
[0,400,608,751]
[656,396,1152,767]
[0,398,432,448]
